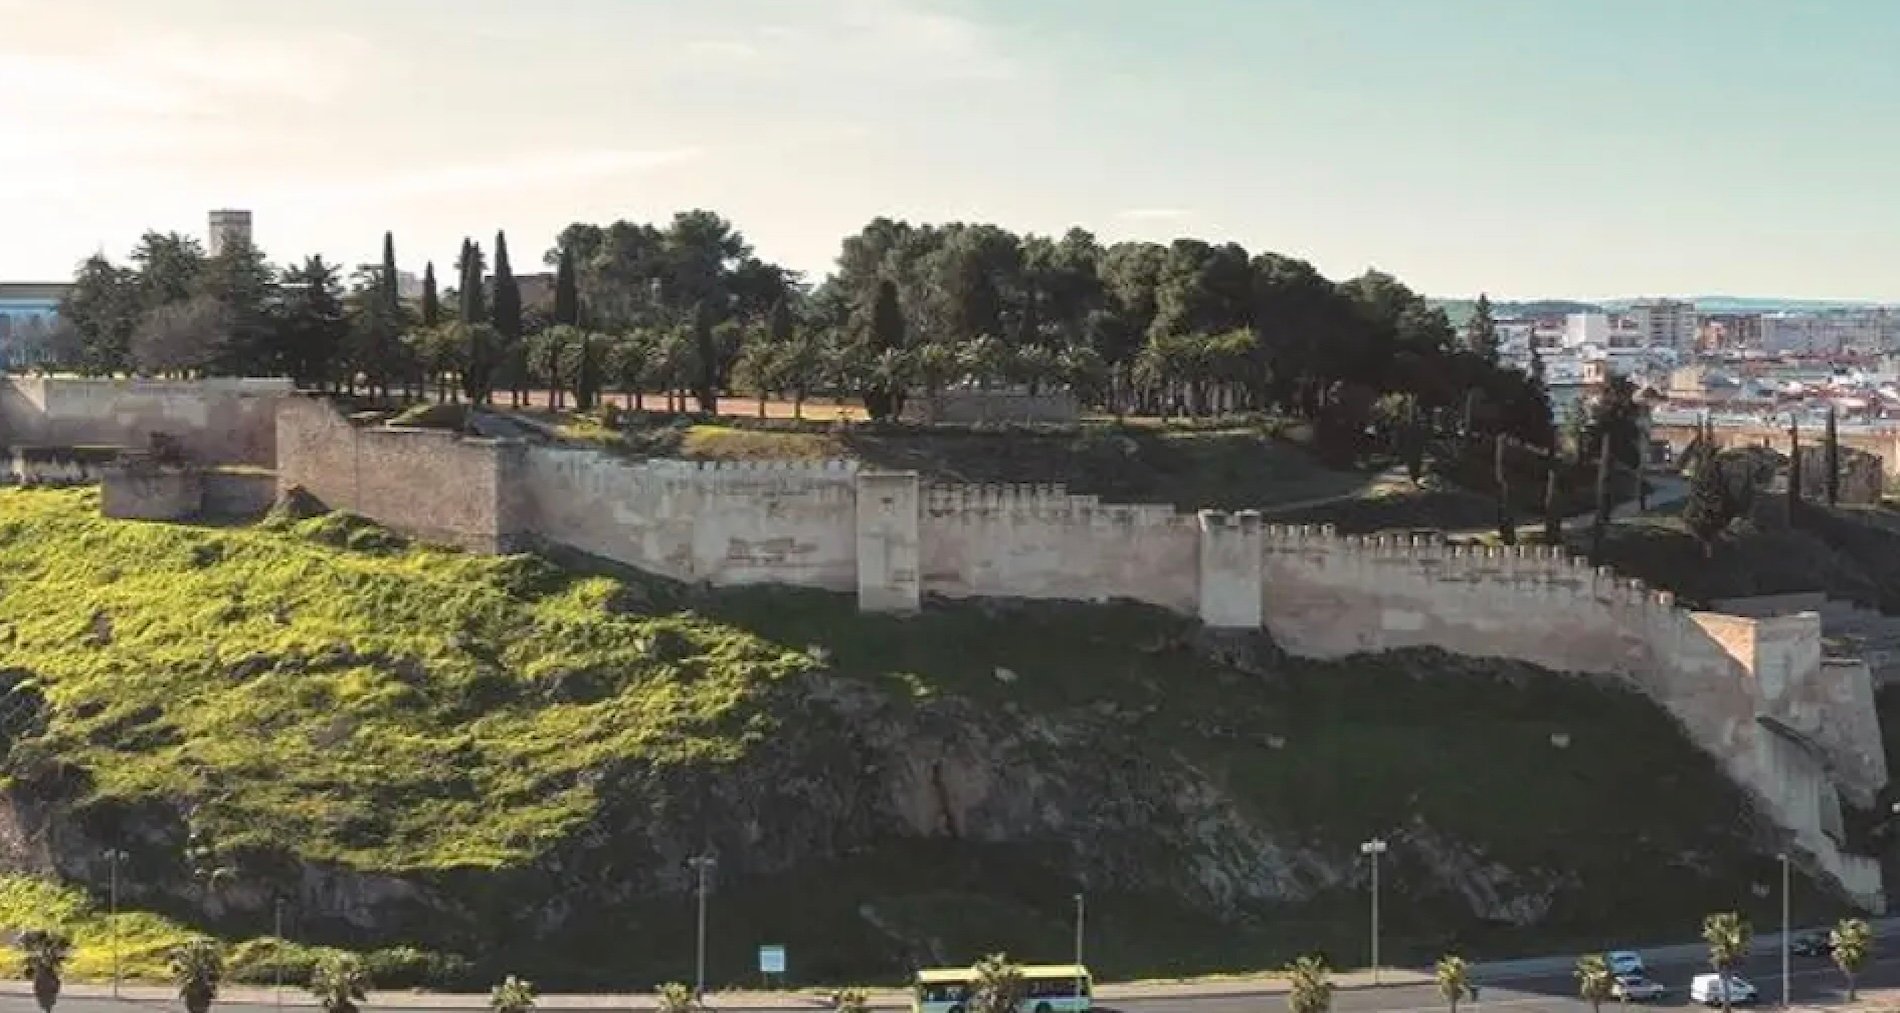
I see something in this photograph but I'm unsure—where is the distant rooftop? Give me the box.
[0,282,71,302]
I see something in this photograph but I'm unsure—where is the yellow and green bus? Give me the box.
[912,965,1092,1013]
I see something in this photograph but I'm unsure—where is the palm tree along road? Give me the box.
[2,949,1896,1013]
[1111,950,1900,1013]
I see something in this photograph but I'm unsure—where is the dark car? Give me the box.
[1792,932,1832,957]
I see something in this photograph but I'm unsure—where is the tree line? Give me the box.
[13,912,1876,1011]
[26,212,1582,457]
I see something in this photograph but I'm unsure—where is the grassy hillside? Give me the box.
[555,414,1379,512]
[0,489,1832,987]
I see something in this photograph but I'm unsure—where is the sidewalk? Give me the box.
[0,968,1431,1010]
[10,917,1889,1011]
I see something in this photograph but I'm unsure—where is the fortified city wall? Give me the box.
[0,376,289,467]
[270,395,1893,908]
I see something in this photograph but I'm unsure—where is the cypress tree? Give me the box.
[458,240,486,325]
[769,297,794,344]
[492,232,523,407]
[1825,406,1840,506]
[864,279,907,420]
[492,231,521,342]
[1494,435,1516,545]
[693,301,718,414]
[1788,416,1803,512]
[1590,437,1611,557]
[554,246,579,327]
[380,232,399,314]
[420,263,439,327]
[1683,425,1731,557]
[1543,452,1562,545]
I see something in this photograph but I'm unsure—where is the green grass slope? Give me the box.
[0,489,1827,988]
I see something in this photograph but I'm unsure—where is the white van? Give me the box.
[1691,974,1757,1006]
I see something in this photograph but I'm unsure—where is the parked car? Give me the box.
[1613,975,1668,1002]
[1608,951,1646,977]
[1691,974,1758,1006]
[1792,932,1832,957]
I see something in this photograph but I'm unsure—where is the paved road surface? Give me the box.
[1114,949,1900,1013]
[5,948,1894,1013]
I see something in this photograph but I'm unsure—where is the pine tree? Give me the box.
[1464,293,1499,365]
[421,263,439,328]
[1825,406,1840,506]
[553,246,579,327]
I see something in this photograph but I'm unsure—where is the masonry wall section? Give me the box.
[1,376,289,466]
[276,396,519,552]
[523,447,860,590]
[918,484,1198,612]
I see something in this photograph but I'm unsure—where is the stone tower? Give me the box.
[208,210,254,257]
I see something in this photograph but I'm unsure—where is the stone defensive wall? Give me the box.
[0,376,290,467]
[264,394,1891,907]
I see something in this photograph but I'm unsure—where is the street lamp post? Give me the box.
[1360,838,1388,986]
[106,848,128,1000]
[1779,853,1790,1010]
[1073,893,1086,1000]
[688,855,717,1001]
[275,897,286,1013]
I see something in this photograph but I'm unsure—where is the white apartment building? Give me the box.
[1625,298,1698,351]
[1564,312,1609,348]
[1759,309,1900,357]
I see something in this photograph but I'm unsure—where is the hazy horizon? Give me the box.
[7,0,1900,300]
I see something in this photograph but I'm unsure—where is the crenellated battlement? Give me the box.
[644,457,860,475]
[923,481,1184,527]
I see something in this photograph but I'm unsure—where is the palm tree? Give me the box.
[169,939,225,1013]
[1831,917,1873,1000]
[20,929,72,1013]
[656,981,695,1013]
[490,975,536,1013]
[1702,912,1752,1013]
[309,954,369,1013]
[1436,955,1471,1013]
[1574,954,1614,1013]
[1286,955,1334,1013]
[971,953,1025,1013]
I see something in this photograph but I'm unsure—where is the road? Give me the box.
[1113,949,1900,1013]
[3,947,1892,1013]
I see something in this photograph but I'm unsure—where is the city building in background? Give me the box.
[208,209,254,257]
[0,282,70,369]
[1625,298,1698,351]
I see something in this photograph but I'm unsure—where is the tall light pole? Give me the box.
[1073,893,1086,1000]
[1779,853,1790,1010]
[275,897,286,1013]
[1360,838,1388,986]
[688,855,717,1001]
[106,848,128,1000]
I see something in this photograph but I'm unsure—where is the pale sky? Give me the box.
[6,0,1900,300]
